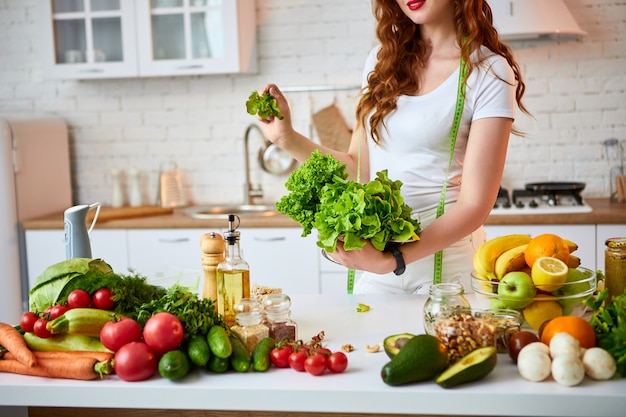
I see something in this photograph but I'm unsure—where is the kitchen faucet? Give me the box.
[243,124,264,205]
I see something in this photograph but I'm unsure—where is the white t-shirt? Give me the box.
[352,45,517,294]
[363,45,517,213]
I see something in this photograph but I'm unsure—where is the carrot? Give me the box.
[0,323,36,367]
[0,357,113,380]
[4,350,114,363]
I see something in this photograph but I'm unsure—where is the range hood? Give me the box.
[490,0,587,40]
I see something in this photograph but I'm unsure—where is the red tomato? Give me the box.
[142,312,184,353]
[19,311,38,333]
[49,305,70,320]
[270,345,294,368]
[92,288,115,310]
[113,341,158,382]
[42,306,53,320]
[100,317,143,352]
[312,347,332,356]
[304,353,327,376]
[67,289,91,309]
[327,351,348,373]
[33,318,52,338]
[288,350,308,372]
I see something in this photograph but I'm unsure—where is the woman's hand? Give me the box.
[330,240,398,275]
[256,84,294,147]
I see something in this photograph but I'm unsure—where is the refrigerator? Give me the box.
[0,117,73,324]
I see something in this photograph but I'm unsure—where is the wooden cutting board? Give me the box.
[87,205,174,222]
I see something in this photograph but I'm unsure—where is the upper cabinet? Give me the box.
[41,0,257,80]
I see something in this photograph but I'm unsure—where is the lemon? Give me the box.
[523,295,563,330]
[531,257,569,292]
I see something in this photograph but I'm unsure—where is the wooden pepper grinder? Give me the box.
[200,232,225,306]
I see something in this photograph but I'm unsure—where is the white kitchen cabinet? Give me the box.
[134,0,257,77]
[484,224,597,271]
[126,228,205,273]
[41,0,257,80]
[41,0,139,79]
[238,228,320,295]
[596,224,626,273]
[24,229,128,290]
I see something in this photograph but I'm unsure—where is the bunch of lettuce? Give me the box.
[245,91,283,120]
[276,150,420,252]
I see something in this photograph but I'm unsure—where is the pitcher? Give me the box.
[64,202,101,259]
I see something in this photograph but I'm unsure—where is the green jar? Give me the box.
[605,237,626,303]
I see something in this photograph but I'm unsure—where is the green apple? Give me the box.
[497,271,537,309]
[552,268,591,315]
[489,298,509,310]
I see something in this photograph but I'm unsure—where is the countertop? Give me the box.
[21,198,626,230]
[1,294,625,417]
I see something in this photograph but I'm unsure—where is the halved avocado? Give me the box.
[435,346,497,388]
[383,333,415,359]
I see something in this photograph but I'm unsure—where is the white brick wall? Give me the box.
[0,0,624,208]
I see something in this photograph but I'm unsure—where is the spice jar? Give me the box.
[605,237,626,303]
[263,293,297,343]
[230,298,269,354]
[423,283,471,336]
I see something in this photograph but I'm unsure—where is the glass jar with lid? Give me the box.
[423,283,471,335]
[263,293,297,343]
[230,298,268,354]
[605,237,626,303]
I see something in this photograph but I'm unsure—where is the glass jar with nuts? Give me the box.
[423,283,471,336]
[432,310,496,364]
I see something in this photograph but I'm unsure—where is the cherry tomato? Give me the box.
[142,312,184,353]
[42,306,53,320]
[100,317,143,352]
[49,305,70,320]
[33,318,52,338]
[312,347,332,356]
[20,311,39,333]
[113,341,158,382]
[67,289,91,309]
[327,351,348,373]
[288,350,308,372]
[270,345,294,368]
[304,353,327,376]
[92,288,115,310]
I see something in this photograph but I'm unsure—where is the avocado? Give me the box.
[381,334,449,386]
[383,333,415,359]
[435,346,497,388]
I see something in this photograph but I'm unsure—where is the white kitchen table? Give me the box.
[1,293,625,417]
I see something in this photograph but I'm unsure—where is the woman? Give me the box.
[255,0,528,293]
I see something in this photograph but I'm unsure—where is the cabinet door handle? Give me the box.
[78,68,105,73]
[158,238,190,243]
[176,64,204,70]
[252,237,286,242]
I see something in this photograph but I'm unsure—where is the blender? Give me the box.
[64,202,101,259]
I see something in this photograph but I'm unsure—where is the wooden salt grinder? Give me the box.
[200,232,225,304]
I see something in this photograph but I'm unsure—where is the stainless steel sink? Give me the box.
[183,204,278,219]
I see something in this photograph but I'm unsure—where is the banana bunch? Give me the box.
[473,234,580,283]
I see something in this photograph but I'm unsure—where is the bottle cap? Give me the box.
[606,237,626,248]
[223,214,241,244]
[234,298,264,326]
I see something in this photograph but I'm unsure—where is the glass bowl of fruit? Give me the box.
[471,263,596,331]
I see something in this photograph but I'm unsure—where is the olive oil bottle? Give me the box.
[216,214,250,327]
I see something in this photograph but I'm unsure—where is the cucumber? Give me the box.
[23,332,111,353]
[207,325,232,359]
[158,349,191,380]
[208,355,230,373]
[187,334,211,367]
[229,334,251,372]
[435,346,497,388]
[251,337,276,372]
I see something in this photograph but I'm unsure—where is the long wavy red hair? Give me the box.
[356,0,529,144]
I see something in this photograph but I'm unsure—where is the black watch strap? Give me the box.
[390,246,406,276]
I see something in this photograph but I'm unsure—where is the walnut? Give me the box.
[341,344,355,352]
[434,312,495,364]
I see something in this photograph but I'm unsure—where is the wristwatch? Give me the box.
[390,246,406,276]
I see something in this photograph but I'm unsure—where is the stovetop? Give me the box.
[490,187,593,215]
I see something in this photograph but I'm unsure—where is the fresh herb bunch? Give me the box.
[246,91,283,120]
[584,287,626,377]
[135,285,223,341]
[276,150,420,252]
[109,272,167,318]
[276,150,348,237]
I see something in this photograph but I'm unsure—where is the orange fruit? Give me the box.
[540,316,597,349]
[524,234,570,268]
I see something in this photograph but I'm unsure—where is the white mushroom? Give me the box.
[517,350,552,382]
[518,341,550,358]
[551,355,585,386]
[582,347,617,380]
[549,332,580,359]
